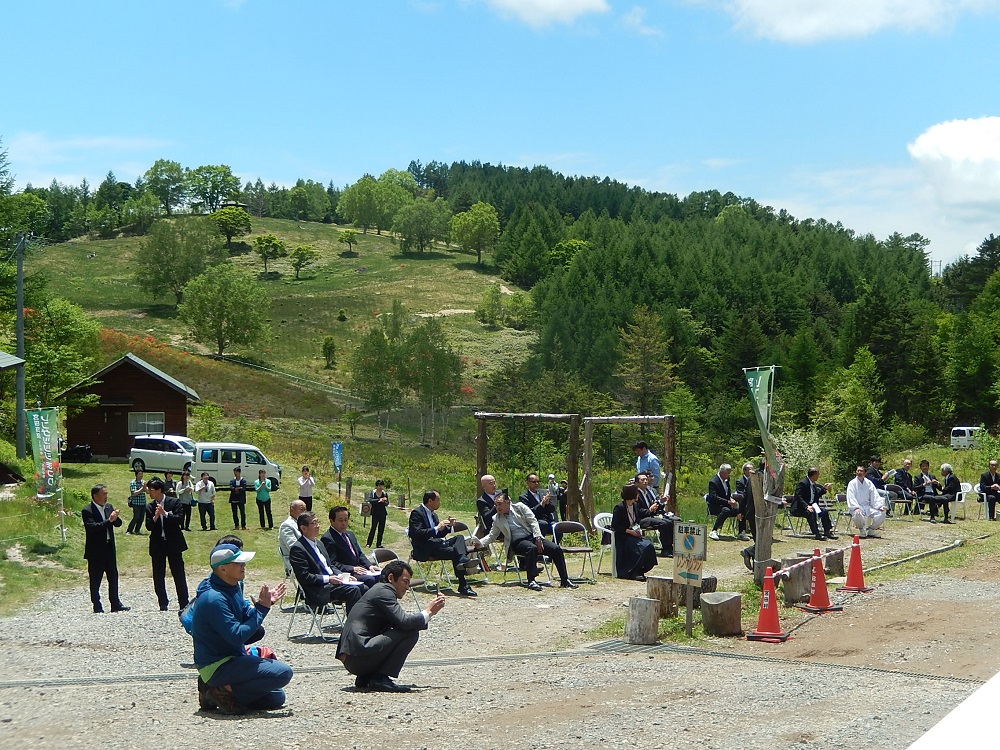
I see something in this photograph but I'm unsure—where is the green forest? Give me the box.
[3,141,1000,485]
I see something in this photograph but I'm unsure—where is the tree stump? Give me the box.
[781,556,811,605]
[625,596,660,645]
[646,576,677,617]
[754,558,780,588]
[824,548,845,578]
[700,592,743,636]
[693,575,717,609]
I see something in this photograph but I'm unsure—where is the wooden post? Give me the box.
[824,548,845,578]
[345,476,353,502]
[781,556,810,605]
[645,575,678,617]
[754,558,780,587]
[567,414,582,525]
[751,471,775,565]
[700,592,743,636]
[475,416,488,499]
[581,419,594,527]
[663,416,677,515]
[626,596,660,645]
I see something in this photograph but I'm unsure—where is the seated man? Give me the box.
[915,459,941,515]
[791,467,837,541]
[518,473,556,537]
[846,465,886,536]
[933,463,960,524]
[407,490,477,597]
[980,460,1000,522]
[707,463,741,540]
[278,500,306,571]
[471,491,578,591]
[288,512,364,613]
[337,560,445,693]
[322,505,381,588]
[477,474,502,533]
[635,471,674,557]
[890,459,918,514]
[866,455,897,515]
[191,543,292,714]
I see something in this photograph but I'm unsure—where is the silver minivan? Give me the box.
[193,442,282,489]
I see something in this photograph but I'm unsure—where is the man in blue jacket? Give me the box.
[192,543,293,714]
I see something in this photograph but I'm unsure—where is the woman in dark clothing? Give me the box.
[611,484,657,581]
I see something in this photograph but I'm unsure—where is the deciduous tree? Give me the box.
[337,176,379,233]
[210,206,252,250]
[144,159,187,216]
[178,266,270,356]
[350,327,403,438]
[289,244,319,279]
[135,217,227,305]
[393,197,450,253]
[451,201,500,265]
[253,233,287,274]
[187,165,240,213]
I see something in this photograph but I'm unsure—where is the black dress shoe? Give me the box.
[160,605,169,612]
[526,581,542,591]
[458,585,478,597]
[111,604,130,612]
[354,675,370,690]
[560,579,578,589]
[369,675,410,693]
[93,606,105,614]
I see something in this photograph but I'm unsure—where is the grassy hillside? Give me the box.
[29,218,536,391]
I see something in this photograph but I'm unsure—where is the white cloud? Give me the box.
[700,0,999,43]
[484,0,610,27]
[908,116,1000,222]
[622,6,662,36]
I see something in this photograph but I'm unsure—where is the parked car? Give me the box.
[129,434,196,472]
[950,426,983,450]
[193,442,282,490]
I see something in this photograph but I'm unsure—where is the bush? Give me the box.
[882,418,932,453]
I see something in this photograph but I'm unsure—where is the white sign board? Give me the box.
[673,522,708,587]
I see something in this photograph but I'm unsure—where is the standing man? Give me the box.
[337,560,445,692]
[980,460,1000,522]
[846,465,886,537]
[192,543,292,713]
[145,477,190,612]
[82,483,129,613]
[289,512,364,614]
[707,463,741,541]
[633,441,661,492]
[195,472,217,531]
[408,490,477,597]
[471,492,578,591]
[126,469,148,535]
[229,468,248,531]
[518,473,556,537]
[323,506,381,587]
[365,479,390,549]
[735,462,757,570]
[278,500,306,565]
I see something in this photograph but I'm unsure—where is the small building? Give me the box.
[57,353,200,458]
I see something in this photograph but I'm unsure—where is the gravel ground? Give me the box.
[0,520,993,750]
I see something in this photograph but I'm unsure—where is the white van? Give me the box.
[193,442,282,490]
[950,426,983,450]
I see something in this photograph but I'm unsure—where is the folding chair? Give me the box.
[886,484,915,521]
[285,584,345,642]
[705,494,739,538]
[593,512,616,577]
[552,520,595,583]
[277,545,295,611]
[371,547,423,609]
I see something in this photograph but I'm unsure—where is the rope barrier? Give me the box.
[773,540,854,580]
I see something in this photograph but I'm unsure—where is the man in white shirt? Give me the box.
[195,472,217,531]
[846,465,886,537]
[633,441,661,491]
[288,512,364,613]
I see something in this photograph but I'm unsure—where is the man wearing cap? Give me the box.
[337,559,445,692]
[145,477,190,612]
[289,512,365,613]
[192,543,292,713]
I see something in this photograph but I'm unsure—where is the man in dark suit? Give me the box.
[476,474,501,533]
[518,473,556,537]
[336,560,445,692]
[82,483,129,613]
[365,479,390,548]
[408,490,477,597]
[890,458,918,514]
[980,460,1000,521]
[734,462,757,570]
[145,477,189,612]
[635,471,673,556]
[707,464,740,540]
[933,463,960,524]
[289,512,364,613]
[322,506,380,588]
[791,467,836,541]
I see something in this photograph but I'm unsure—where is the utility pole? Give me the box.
[15,232,26,459]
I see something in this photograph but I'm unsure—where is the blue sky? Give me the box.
[4,0,1000,266]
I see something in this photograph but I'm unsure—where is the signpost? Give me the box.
[673,522,707,636]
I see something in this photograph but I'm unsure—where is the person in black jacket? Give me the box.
[289,512,364,613]
[365,479,390,548]
[611,484,657,580]
[790,468,836,541]
[145,477,189,612]
[82,484,129,613]
[980,460,1000,521]
[476,474,501,533]
[518,473,556,537]
[707,464,740,540]
[407,490,477,597]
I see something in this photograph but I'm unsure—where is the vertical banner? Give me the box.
[26,407,62,499]
[743,367,785,496]
[331,441,343,473]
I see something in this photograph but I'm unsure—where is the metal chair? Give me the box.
[371,547,422,608]
[285,584,345,642]
[593,512,616,577]
[552,520,595,582]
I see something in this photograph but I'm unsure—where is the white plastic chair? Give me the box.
[593,512,616,577]
[955,482,974,520]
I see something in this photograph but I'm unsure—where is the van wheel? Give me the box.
[131,459,145,471]
[183,461,192,472]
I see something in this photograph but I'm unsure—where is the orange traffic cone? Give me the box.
[746,566,791,642]
[836,535,874,593]
[798,548,843,613]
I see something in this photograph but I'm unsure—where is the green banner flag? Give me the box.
[744,367,784,495]
[26,407,62,499]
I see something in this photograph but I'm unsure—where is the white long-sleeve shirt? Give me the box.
[847,476,882,514]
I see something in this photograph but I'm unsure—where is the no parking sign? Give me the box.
[673,522,707,586]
